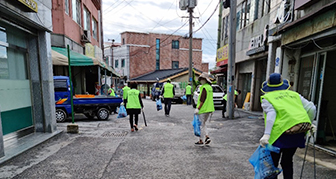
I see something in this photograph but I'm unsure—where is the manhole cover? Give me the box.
[101,131,128,137]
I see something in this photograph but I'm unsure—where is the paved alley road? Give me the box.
[1,99,336,178]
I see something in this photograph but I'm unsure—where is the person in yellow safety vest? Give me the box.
[108,84,115,97]
[194,72,215,145]
[125,82,144,132]
[185,83,192,105]
[222,89,241,118]
[122,81,130,103]
[259,73,316,179]
[160,78,175,117]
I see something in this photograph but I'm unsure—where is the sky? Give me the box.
[102,0,220,70]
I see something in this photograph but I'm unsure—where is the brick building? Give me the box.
[118,31,208,80]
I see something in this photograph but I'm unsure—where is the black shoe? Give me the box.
[195,140,203,145]
[134,124,138,131]
[205,137,211,144]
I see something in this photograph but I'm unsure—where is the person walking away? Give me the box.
[125,82,144,132]
[122,81,130,104]
[161,78,175,117]
[222,89,239,118]
[194,72,215,145]
[185,83,192,105]
[259,73,316,179]
[108,84,115,97]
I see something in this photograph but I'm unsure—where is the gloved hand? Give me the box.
[159,96,163,99]
[259,134,270,147]
[120,102,124,106]
[308,124,317,137]
[194,108,199,114]
[141,108,144,113]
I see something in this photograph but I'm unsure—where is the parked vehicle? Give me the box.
[54,76,122,122]
[192,85,225,108]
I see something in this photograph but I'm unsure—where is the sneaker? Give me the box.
[131,128,134,132]
[195,140,203,145]
[205,137,211,144]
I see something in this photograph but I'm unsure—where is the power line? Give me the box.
[193,1,219,34]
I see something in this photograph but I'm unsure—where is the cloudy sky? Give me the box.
[102,0,220,70]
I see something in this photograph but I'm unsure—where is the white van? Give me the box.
[192,85,225,108]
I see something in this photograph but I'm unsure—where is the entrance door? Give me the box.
[312,53,327,143]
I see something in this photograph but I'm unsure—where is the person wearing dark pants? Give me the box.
[125,82,144,132]
[161,78,175,117]
[185,83,192,105]
[222,98,227,118]
[259,73,316,179]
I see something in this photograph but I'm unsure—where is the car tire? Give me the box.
[56,109,67,122]
[97,108,110,120]
[192,99,196,108]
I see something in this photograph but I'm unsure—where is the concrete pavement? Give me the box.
[0,99,335,178]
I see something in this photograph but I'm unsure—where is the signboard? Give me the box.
[216,44,228,67]
[85,43,95,58]
[18,0,38,12]
[246,25,268,56]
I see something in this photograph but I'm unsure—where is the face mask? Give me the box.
[200,79,206,85]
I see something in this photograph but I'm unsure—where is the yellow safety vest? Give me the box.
[126,89,141,109]
[122,86,130,100]
[109,88,115,96]
[261,90,311,145]
[223,90,238,100]
[197,83,215,114]
[186,85,192,95]
[163,83,174,98]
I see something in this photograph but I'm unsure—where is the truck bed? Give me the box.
[73,96,122,105]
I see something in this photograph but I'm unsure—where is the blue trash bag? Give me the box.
[249,144,282,179]
[192,114,201,137]
[117,105,127,118]
[182,95,187,101]
[156,99,162,111]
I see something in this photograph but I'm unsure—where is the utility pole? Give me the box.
[227,0,236,119]
[188,7,193,84]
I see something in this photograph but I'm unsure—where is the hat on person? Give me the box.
[198,72,212,84]
[167,78,171,82]
[261,73,290,93]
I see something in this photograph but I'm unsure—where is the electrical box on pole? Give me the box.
[179,0,197,10]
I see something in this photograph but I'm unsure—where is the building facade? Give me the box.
[119,31,209,80]
[51,0,114,95]
[0,0,56,158]
[217,0,336,153]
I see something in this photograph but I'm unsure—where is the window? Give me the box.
[262,0,270,16]
[250,0,259,21]
[172,61,179,69]
[121,59,125,67]
[236,11,240,30]
[172,40,179,49]
[54,80,68,92]
[83,6,90,30]
[92,17,97,39]
[65,0,69,14]
[122,38,125,45]
[72,0,81,25]
[156,39,160,70]
[115,59,119,68]
[76,0,81,25]
[224,15,229,38]
[0,25,28,80]
[72,0,76,22]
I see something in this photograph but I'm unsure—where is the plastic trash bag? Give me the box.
[192,114,201,137]
[117,105,127,118]
[156,99,162,111]
[249,144,282,179]
[182,95,187,101]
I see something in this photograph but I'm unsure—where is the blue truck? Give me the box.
[54,76,122,122]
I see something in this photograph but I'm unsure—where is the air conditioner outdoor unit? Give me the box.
[188,0,197,8]
[81,30,91,42]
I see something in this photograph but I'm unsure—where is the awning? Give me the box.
[211,67,227,74]
[51,47,120,77]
